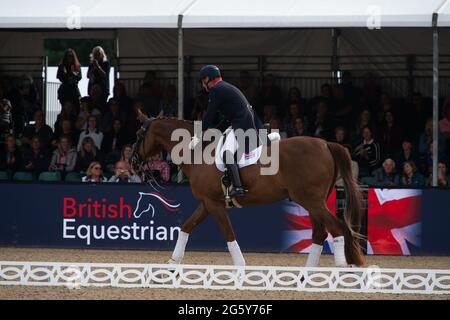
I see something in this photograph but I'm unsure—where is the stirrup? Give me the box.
[228,187,246,198]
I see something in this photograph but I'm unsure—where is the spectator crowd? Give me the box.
[1,46,450,187]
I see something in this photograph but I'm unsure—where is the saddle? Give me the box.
[218,130,281,209]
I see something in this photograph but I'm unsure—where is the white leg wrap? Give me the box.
[170,231,189,263]
[305,243,323,267]
[333,236,348,267]
[227,240,246,266]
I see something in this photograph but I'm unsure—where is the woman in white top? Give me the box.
[82,161,107,183]
[77,115,103,151]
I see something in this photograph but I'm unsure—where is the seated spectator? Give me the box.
[75,137,104,173]
[54,100,77,130]
[373,158,400,186]
[426,161,450,187]
[22,110,53,151]
[286,87,304,107]
[353,109,374,142]
[394,139,419,170]
[15,74,41,123]
[22,136,50,175]
[310,100,333,139]
[269,117,287,139]
[82,161,107,183]
[287,117,309,137]
[419,118,446,158]
[0,134,22,173]
[78,96,101,129]
[404,92,431,140]
[336,145,359,187]
[262,103,277,124]
[102,119,130,171]
[89,84,107,114]
[49,135,77,175]
[142,153,170,184]
[329,84,353,128]
[137,82,162,118]
[101,98,127,133]
[102,119,129,153]
[423,141,447,173]
[108,160,141,183]
[120,144,134,172]
[52,118,80,149]
[77,115,103,151]
[158,84,178,118]
[401,160,425,186]
[257,74,283,110]
[353,126,381,177]
[284,103,307,137]
[126,100,146,141]
[0,99,13,141]
[438,101,450,138]
[378,111,404,158]
[333,126,349,145]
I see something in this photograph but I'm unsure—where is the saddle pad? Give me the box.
[214,132,263,172]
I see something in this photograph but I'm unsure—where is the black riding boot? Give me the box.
[225,162,246,198]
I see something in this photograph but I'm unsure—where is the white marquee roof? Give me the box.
[0,0,448,29]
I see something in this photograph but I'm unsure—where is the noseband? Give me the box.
[131,117,165,190]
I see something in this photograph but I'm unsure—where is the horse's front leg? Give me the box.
[169,203,209,264]
[203,199,245,267]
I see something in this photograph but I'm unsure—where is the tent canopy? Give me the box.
[0,0,449,29]
[183,0,448,28]
[0,0,193,29]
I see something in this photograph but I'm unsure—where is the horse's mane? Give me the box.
[154,117,195,132]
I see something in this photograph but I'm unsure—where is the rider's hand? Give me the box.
[188,135,200,150]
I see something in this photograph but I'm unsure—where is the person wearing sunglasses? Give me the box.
[82,161,107,183]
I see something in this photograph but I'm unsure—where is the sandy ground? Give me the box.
[0,247,449,300]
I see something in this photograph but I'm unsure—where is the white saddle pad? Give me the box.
[214,129,263,172]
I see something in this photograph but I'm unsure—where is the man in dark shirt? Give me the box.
[22,110,53,151]
[192,65,265,198]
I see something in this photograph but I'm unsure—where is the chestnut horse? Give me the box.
[134,118,365,267]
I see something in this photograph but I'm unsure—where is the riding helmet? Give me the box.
[199,65,221,81]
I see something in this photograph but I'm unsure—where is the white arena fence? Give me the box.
[0,261,449,295]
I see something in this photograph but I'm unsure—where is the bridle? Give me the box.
[131,117,165,190]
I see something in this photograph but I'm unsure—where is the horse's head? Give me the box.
[131,117,194,185]
[131,117,159,181]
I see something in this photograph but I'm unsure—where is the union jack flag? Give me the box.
[367,189,422,255]
[283,189,336,253]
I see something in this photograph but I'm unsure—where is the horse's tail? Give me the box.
[327,142,366,266]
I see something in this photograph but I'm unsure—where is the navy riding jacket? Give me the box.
[202,81,264,133]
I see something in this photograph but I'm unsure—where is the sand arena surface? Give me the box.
[0,247,449,300]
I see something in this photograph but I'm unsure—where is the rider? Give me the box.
[193,65,265,198]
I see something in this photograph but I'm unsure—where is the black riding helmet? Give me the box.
[199,65,221,82]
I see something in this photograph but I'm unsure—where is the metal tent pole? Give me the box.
[432,13,439,187]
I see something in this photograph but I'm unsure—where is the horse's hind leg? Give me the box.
[312,204,348,267]
[169,203,209,264]
[203,199,245,266]
[305,216,328,267]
